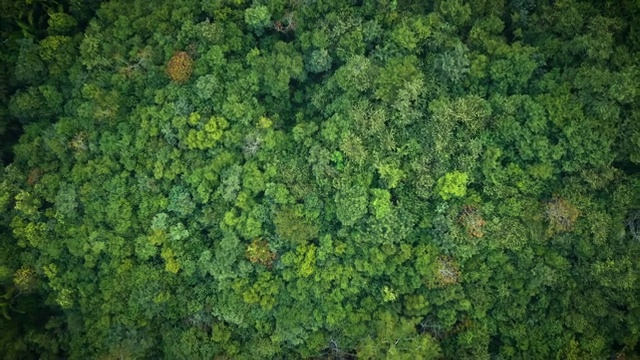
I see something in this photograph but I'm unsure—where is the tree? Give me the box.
[357,311,442,359]
[546,197,580,234]
[436,171,469,200]
[244,5,271,35]
[167,51,193,83]
[305,49,332,74]
[335,185,368,226]
[1,0,640,358]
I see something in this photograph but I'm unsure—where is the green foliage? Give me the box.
[47,12,77,35]
[244,5,271,35]
[167,186,195,217]
[1,0,640,358]
[335,185,368,226]
[435,42,470,85]
[185,114,228,150]
[357,311,442,359]
[274,206,318,245]
[436,171,469,200]
[306,49,332,74]
[370,189,392,219]
[14,39,45,85]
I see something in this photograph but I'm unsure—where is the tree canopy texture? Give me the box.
[1,0,640,358]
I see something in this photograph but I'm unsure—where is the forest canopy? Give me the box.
[1,0,640,358]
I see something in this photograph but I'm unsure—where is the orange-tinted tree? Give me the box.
[166,51,193,83]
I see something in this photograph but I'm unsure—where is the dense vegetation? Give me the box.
[1,0,640,358]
